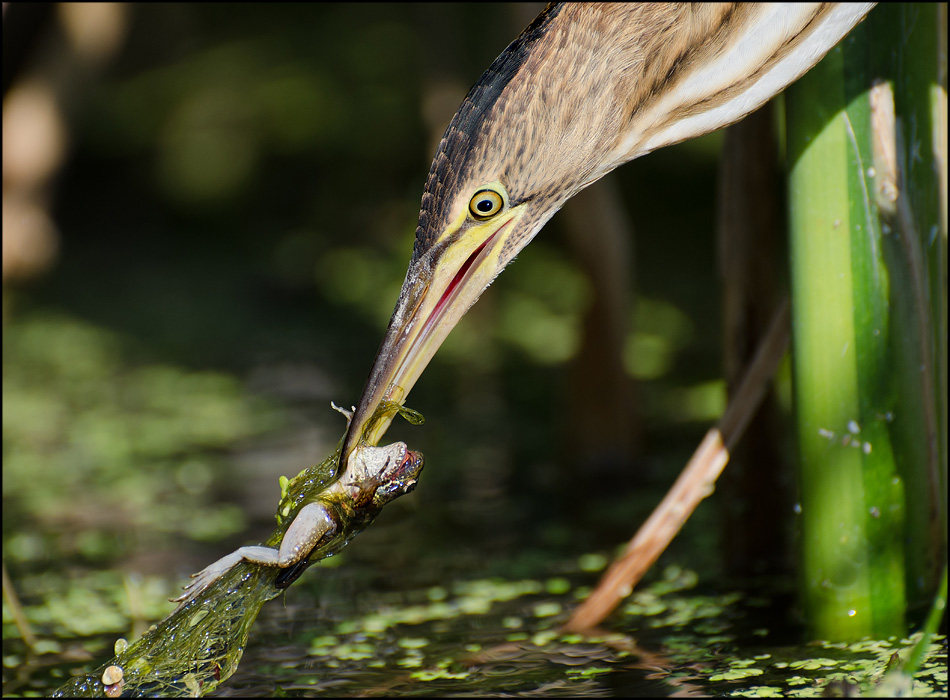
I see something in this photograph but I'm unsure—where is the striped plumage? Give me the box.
[341,2,876,465]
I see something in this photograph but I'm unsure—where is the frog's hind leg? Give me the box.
[171,502,335,609]
[274,557,311,589]
[171,545,280,608]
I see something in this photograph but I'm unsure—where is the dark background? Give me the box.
[4,2,735,602]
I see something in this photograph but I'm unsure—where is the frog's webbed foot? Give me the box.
[331,401,356,428]
[170,546,277,609]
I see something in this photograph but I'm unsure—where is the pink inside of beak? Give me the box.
[431,233,496,322]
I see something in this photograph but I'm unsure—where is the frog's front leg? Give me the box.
[171,502,335,608]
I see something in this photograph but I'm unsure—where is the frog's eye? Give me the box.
[469,188,504,220]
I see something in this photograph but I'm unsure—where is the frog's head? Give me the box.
[373,447,424,506]
[348,441,406,482]
[345,441,425,507]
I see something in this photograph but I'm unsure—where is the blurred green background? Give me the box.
[3,1,735,653]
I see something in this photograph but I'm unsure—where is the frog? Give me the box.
[172,403,424,609]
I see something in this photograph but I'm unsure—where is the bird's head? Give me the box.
[339,4,615,464]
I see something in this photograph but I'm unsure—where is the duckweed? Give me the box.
[502,616,523,629]
[566,666,612,678]
[710,667,764,681]
[397,655,424,669]
[411,668,471,681]
[577,553,608,572]
[397,637,429,650]
[731,686,785,697]
[788,658,840,671]
[532,602,562,618]
[545,577,571,594]
[531,630,559,647]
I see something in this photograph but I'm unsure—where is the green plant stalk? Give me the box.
[787,4,947,641]
[786,18,906,640]
[871,3,947,616]
[903,565,947,676]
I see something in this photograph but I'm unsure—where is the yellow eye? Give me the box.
[469,188,504,220]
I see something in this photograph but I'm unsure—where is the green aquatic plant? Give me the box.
[53,403,424,698]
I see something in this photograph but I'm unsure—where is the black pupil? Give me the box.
[476,198,494,213]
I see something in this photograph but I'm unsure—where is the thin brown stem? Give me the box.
[563,297,790,633]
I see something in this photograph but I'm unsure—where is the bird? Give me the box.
[339,2,876,469]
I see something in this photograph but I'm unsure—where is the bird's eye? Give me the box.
[469,189,504,220]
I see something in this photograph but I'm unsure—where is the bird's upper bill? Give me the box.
[340,186,536,464]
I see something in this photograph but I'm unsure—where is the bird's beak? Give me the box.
[340,202,534,466]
